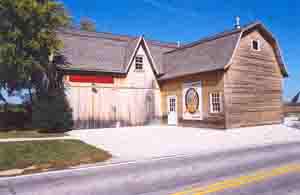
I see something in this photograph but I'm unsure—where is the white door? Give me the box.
[167,96,177,125]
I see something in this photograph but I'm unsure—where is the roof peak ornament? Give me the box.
[235,16,241,29]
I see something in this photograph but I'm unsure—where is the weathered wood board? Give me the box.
[160,71,225,128]
[224,29,284,128]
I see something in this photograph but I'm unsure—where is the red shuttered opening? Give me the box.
[69,75,114,84]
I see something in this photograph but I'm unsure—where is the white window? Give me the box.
[252,40,260,51]
[210,92,222,113]
[135,56,143,70]
[169,97,176,112]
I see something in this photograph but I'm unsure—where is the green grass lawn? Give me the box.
[0,130,66,139]
[0,140,112,174]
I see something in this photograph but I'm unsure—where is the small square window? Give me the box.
[210,92,222,113]
[135,56,143,70]
[252,40,260,51]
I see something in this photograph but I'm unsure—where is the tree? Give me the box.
[0,91,7,113]
[0,0,70,99]
[79,17,97,32]
[0,0,73,130]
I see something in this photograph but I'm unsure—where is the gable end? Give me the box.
[226,22,288,77]
[124,37,160,76]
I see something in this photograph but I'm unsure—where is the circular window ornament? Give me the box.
[185,88,199,114]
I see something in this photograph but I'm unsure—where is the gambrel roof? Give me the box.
[57,29,177,75]
[58,21,288,79]
[160,30,241,80]
[159,21,288,80]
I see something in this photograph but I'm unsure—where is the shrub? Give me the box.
[32,89,73,133]
[0,112,29,130]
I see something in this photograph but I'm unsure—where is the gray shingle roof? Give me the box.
[159,21,288,80]
[160,30,241,80]
[58,29,177,74]
[58,22,288,79]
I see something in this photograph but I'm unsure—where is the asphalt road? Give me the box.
[1,142,300,195]
[143,171,300,195]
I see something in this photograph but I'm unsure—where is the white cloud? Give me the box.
[142,0,198,17]
[143,0,176,11]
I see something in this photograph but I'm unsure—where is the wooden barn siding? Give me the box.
[67,85,160,129]
[66,44,161,129]
[160,71,225,128]
[224,30,283,128]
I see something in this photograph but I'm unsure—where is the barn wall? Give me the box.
[224,29,284,128]
[115,44,160,90]
[160,71,225,128]
[66,86,160,129]
[66,44,161,129]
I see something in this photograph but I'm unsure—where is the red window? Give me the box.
[69,75,114,84]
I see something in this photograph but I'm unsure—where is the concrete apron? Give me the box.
[1,142,300,195]
[67,124,300,163]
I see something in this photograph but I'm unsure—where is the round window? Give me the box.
[185,88,199,114]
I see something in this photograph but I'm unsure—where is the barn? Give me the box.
[57,21,288,129]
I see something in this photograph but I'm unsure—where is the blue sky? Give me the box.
[61,0,299,101]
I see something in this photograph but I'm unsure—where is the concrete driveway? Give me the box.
[68,125,300,162]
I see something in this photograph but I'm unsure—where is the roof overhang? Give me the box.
[158,68,224,81]
[57,66,126,77]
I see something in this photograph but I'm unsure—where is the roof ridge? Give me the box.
[59,28,178,48]
[60,27,138,38]
[164,21,261,54]
[59,28,135,42]
[165,29,241,54]
[145,38,178,48]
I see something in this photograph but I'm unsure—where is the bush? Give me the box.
[0,111,29,130]
[32,89,73,133]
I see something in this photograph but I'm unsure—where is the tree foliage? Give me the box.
[79,17,97,32]
[0,0,74,131]
[32,88,73,132]
[0,0,70,96]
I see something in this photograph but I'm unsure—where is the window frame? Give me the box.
[135,55,144,71]
[251,39,261,51]
[209,92,223,113]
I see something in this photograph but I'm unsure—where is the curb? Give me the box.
[1,141,300,181]
[0,137,77,143]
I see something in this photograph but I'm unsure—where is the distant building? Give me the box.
[291,91,300,103]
